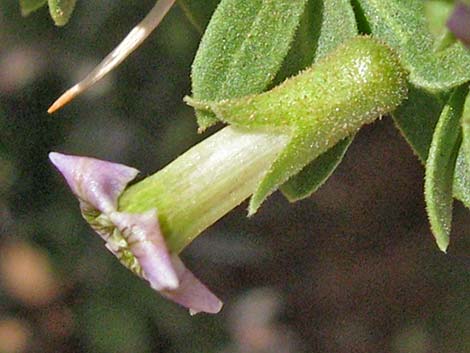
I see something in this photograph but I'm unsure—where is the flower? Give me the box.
[49,152,222,314]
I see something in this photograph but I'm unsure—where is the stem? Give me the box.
[118,127,289,253]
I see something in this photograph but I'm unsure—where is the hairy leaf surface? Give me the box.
[461,92,470,177]
[454,146,470,209]
[393,85,470,211]
[356,0,470,91]
[281,138,352,201]
[392,85,448,162]
[425,86,467,252]
[191,0,308,130]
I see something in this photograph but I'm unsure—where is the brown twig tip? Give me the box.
[47,86,80,114]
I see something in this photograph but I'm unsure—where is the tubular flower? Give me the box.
[48,37,409,314]
[49,152,222,315]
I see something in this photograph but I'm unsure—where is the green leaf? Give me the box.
[280,0,358,201]
[356,0,470,91]
[191,0,309,131]
[314,0,358,59]
[461,91,470,176]
[453,145,470,209]
[177,0,220,33]
[392,85,449,162]
[187,37,408,214]
[271,0,323,86]
[424,85,468,252]
[281,137,352,201]
[48,0,76,26]
[392,84,470,212]
[454,91,470,210]
[20,0,47,16]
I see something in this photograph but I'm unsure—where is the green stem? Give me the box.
[118,127,289,253]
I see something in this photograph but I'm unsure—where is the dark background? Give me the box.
[0,1,469,352]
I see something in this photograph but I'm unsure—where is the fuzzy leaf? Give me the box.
[392,84,470,211]
[314,0,358,59]
[177,0,220,33]
[48,0,77,26]
[424,86,468,252]
[461,91,470,173]
[20,0,47,16]
[454,91,470,210]
[280,0,357,201]
[271,0,323,86]
[392,85,449,162]
[281,137,352,201]
[356,0,470,91]
[191,0,308,130]
[454,145,470,209]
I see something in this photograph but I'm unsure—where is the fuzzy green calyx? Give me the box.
[186,36,408,214]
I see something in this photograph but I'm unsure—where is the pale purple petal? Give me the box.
[50,152,222,314]
[162,256,223,315]
[447,3,470,46]
[108,210,179,291]
[49,152,139,213]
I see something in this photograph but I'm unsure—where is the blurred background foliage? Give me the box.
[0,1,469,352]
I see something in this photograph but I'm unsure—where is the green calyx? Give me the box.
[186,36,409,214]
